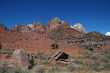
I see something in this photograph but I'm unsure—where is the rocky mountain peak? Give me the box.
[71,23,86,33]
[48,17,64,31]
[51,17,62,24]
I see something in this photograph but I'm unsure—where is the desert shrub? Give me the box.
[0,48,14,55]
[31,65,45,73]
[103,64,110,70]
[90,64,100,71]
[47,64,62,73]
[0,67,14,73]
[0,66,29,73]
[67,64,75,72]
[0,59,29,73]
[51,43,59,49]
[36,52,48,60]
[103,51,110,60]
[87,48,94,51]
[28,55,35,69]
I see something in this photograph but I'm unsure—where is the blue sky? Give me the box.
[0,0,110,33]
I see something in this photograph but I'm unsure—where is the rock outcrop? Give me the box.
[0,24,7,32]
[71,23,86,33]
[48,17,69,31]
[0,18,110,55]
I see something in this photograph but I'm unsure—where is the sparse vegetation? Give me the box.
[0,48,14,55]
[31,65,45,73]
[0,61,29,73]
[0,20,110,73]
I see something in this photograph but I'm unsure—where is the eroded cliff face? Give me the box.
[0,17,110,55]
[0,32,52,49]
[0,30,110,55]
[0,27,82,56]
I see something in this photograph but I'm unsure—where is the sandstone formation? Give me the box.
[0,18,110,56]
[71,23,86,33]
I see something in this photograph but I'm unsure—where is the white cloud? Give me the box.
[105,32,110,36]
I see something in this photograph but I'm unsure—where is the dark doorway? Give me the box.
[56,52,69,61]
